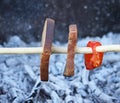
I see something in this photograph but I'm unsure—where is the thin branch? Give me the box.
[0,45,119,54]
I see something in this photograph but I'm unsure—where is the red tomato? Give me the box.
[84,41,104,70]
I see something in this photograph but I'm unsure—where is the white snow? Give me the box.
[0,32,120,103]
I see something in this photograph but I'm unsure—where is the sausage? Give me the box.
[40,18,55,81]
[64,24,78,76]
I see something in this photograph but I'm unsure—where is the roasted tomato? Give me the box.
[84,41,104,70]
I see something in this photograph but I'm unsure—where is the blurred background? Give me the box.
[0,0,120,43]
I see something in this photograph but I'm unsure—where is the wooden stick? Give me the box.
[0,45,119,54]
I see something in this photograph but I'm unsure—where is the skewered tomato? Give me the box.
[84,41,104,70]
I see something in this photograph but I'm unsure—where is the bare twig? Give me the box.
[0,45,119,54]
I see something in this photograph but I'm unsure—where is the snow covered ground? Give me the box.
[0,33,120,103]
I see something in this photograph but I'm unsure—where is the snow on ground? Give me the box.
[0,32,120,103]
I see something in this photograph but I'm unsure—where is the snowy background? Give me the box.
[0,32,120,103]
